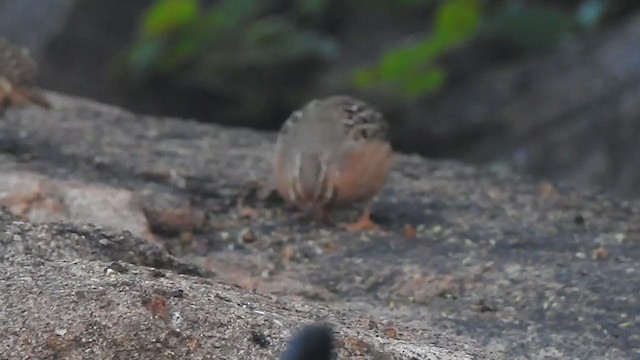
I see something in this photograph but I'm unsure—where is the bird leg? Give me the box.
[343,204,381,233]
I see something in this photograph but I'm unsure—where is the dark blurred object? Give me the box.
[0,38,50,112]
[280,323,334,360]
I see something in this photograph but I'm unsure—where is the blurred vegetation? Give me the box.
[354,0,632,96]
[128,0,338,78]
[353,0,481,97]
[126,0,638,102]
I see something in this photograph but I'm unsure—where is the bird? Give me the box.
[280,323,334,360]
[272,95,393,232]
[0,38,50,113]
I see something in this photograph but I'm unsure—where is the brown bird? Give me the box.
[0,38,50,112]
[273,95,393,232]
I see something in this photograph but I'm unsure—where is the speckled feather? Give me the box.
[0,38,39,87]
[278,95,388,142]
[0,38,49,110]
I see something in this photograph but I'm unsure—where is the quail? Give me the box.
[273,95,393,232]
[0,38,49,113]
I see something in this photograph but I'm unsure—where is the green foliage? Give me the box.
[353,0,482,97]
[128,0,631,100]
[142,0,199,36]
[351,0,612,98]
[127,0,338,80]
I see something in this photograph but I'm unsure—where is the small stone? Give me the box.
[105,261,128,274]
[343,336,369,353]
[402,224,417,239]
[239,207,258,219]
[282,246,296,261]
[614,233,626,242]
[169,289,184,298]
[438,290,458,299]
[592,246,609,260]
[170,312,183,329]
[538,182,556,198]
[249,331,270,348]
[472,299,497,313]
[238,228,257,244]
[384,327,398,339]
[142,295,169,320]
[162,329,183,347]
[179,231,194,244]
[322,241,338,253]
[143,201,205,236]
[150,269,166,278]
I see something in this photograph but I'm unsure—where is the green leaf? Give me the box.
[401,67,446,96]
[378,47,424,81]
[351,0,482,97]
[434,0,481,43]
[142,0,199,36]
[374,35,445,81]
[352,68,379,88]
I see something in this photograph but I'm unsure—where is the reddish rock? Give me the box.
[0,171,154,242]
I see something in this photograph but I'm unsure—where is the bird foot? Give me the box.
[342,213,383,233]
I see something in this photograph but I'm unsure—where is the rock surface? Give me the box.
[1,92,639,359]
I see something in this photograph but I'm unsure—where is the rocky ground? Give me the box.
[1,92,639,359]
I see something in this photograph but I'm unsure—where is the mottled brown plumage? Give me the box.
[273,95,393,232]
[0,38,49,112]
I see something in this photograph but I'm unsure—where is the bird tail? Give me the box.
[293,152,332,205]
